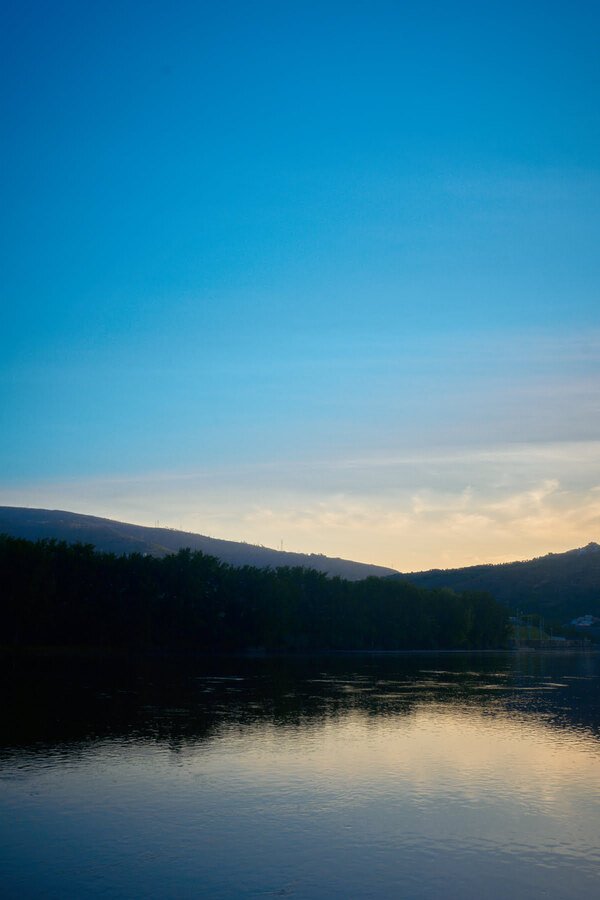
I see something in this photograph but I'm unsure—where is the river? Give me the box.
[1,651,599,898]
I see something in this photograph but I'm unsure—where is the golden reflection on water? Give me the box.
[197,702,600,802]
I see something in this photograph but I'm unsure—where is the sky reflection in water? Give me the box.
[1,653,599,898]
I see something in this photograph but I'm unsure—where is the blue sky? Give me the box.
[2,1,600,568]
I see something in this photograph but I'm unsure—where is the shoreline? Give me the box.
[2,644,597,661]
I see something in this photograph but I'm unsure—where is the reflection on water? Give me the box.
[1,653,599,898]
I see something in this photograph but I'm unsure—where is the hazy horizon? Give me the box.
[2,496,599,574]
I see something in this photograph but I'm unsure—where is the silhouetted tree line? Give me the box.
[0,536,509,651]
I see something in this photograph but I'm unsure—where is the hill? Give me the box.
[0,506,397,581]
[395,543,600,623]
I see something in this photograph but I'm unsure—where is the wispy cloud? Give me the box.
[3,439,599,570]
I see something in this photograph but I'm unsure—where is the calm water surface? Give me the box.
[1,652,599,898]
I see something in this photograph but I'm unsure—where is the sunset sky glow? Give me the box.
[2,2,599,569]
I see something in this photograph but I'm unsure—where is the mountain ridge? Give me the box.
[396,541,600,622]
[0,506,397,581]
[3,505,599,618]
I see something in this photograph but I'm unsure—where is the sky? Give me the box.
[2,1,600,570]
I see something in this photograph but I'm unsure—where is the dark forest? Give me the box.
[1,536,509,652]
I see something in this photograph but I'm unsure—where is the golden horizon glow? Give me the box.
[2,439,600,571]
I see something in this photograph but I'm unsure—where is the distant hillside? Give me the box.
[0,507,397,581]
[395,543,600,622]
